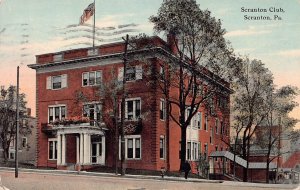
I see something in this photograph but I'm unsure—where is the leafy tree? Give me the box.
[231,58,274,181]
[0,86,27,162]
[150,0,236,169]
[254,86,299,183]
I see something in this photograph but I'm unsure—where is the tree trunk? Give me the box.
[180,125,187,171]
[266,158,270,183]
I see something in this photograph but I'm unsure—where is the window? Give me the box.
[122,135,141,159]
[125,98,141,120]
[88,48,99,56]
[197,112,202,129]
[9,151,15,160]
[210,126,214,144]
[204,115,208,131]
[22,137,27,148]
[159,66,165,81]
[187,142,191,160]
[53,54,63,62]
[48,105,66,123]
[82,71,102,86]
[160,136,165,159]
[215,145,218,161]
[160,99,166,120]
[198,142,202,159]
[215,119,219,134]
[118,65,143,82]
[91,139,102,163]
[187,141,199,161]
[48,139,57,160]
[83,103,101,126]
[220,121,224,135]
[193,142,198,160]
[204,143,208,160]
[46,74,67,90]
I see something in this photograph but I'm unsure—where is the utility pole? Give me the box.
[120,34,129,176]
[113,94,119,175]
[15,66,19,178]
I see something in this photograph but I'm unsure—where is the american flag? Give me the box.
[79,3,95,25]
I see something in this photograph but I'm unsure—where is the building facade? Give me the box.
[28,36,230,172]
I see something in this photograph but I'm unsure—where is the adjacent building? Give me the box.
[28,36,231,172]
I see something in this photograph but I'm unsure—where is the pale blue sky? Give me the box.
[0,0,300,128]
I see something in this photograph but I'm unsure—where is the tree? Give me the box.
[231,58,274,181]
[0,86,27,162]
[254,85,299,183]
[150,0,236,169]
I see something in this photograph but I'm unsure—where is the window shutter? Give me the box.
[46,76,52,89]
[118,67,124,81]
[135,65,143,80]
[61,74,67,88]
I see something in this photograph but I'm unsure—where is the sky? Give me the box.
[0,0,300,129]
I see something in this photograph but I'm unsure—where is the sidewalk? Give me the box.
[0,167,222,184]
[0,167,298,189]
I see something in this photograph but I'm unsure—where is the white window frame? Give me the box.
[118,65,143,82]
[119,135,142,160]
[48,138,57,160]
[53,53,63,62]
[48,104,67,123]
[125,98,141,121]
[82,71,102,87]
[9,150,15,160]
[204,115,208,131]
[83,102,102,126]
[160,99,166,121]
[46,74,67,90]
[160,135,165,159]
[197,112,202,130]
[187,142,191,160]
[187,141,199,161]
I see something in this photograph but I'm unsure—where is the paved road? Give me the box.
[0,171,298,190]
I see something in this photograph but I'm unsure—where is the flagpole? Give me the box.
[92,0,96,49]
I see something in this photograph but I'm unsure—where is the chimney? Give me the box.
[167,32,179,55]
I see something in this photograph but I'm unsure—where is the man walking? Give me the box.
[183,161,191,179]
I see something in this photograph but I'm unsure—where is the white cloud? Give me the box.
[225,28,271,37]
[278,49,300,57]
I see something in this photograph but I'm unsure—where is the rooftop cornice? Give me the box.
[28,46,233,94]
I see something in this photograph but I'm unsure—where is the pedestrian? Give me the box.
[183,160,191,179]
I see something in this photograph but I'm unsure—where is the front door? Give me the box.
[91,136,104,164]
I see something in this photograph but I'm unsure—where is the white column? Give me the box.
[87,134,91,164]
[76,136,79,164]
[80,133,84,164]
[101,136,105,164]
[61,134,66,165]
[83,133,89,164]
[57,133,61,165]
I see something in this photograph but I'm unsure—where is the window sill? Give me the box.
[126,158,142,160]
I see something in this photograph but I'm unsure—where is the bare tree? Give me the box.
[149,0,236,169]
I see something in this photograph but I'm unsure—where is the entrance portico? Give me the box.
[55,123,106,167]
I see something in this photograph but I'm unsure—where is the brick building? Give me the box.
[28,36,230,172]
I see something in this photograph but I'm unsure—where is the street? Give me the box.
[0,171,298,190]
